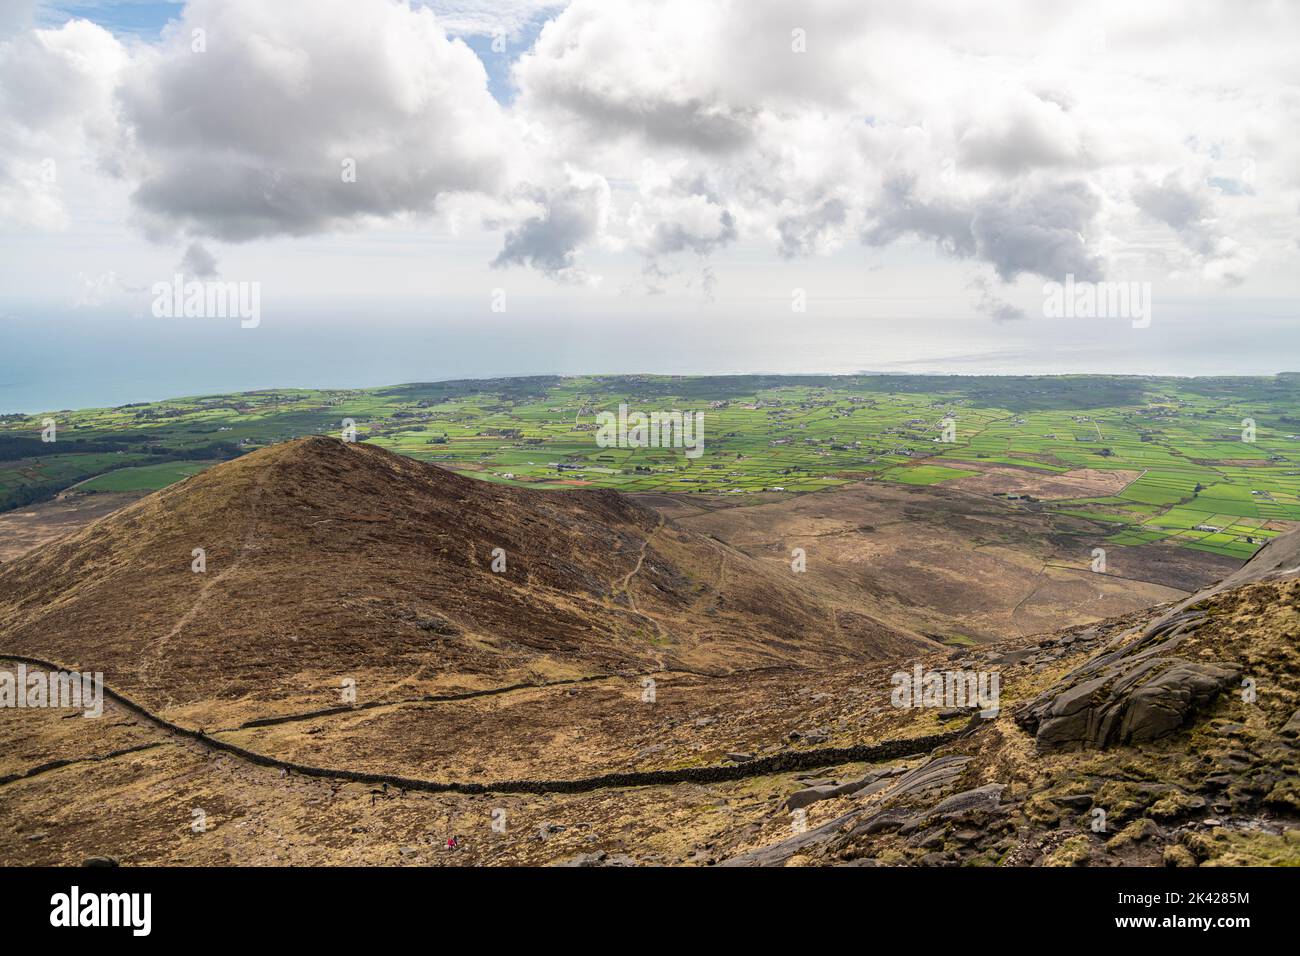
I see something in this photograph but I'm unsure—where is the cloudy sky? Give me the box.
[1,0,1298,407]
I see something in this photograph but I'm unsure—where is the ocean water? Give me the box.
[2,296,1297,414]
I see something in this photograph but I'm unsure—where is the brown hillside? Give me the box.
[1,499,1294,867]
[0,437,930,726]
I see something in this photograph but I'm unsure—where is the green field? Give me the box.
[880,464,980,485]
[3,373,1297,557]
[75,460,217,492]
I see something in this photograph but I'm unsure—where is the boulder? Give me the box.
[783,766,902,812]
[788,726,830,744]
[938,707,977,722]
[1017,616,1238,752]
[785,785,842,812]
[928,783,1006,817]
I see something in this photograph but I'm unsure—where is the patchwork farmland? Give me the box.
[2,373,1297,561]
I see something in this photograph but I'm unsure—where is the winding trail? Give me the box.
[614,513,673,648]
[620,514,663,602]
[137,477,267,692]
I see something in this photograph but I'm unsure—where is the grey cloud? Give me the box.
[512,3,761,153]
[118,0,511,242]
[864,177,1102,282]
[1133,175,1218,255]
[968,275,1026,323]
[697,264,717,303]
[971,180,1102,282]
[637,259,670,296]
[777,198,848,258]
[863,176,978,258]
[1134,176,1210,232]
[180,241,219,278]
[959,120,1071,173]
[641,176,737,256]
[646,208,736,256]
[958,95,1087,174]
[527,82,756,153]
[493,176,609,280]
[130,156,496,243]
[4,0,1289,293]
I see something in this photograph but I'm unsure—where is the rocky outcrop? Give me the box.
[723,755,979,866]
[783,763,908,811]
[1017,611,1239,751]
[925,783,1006,817]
